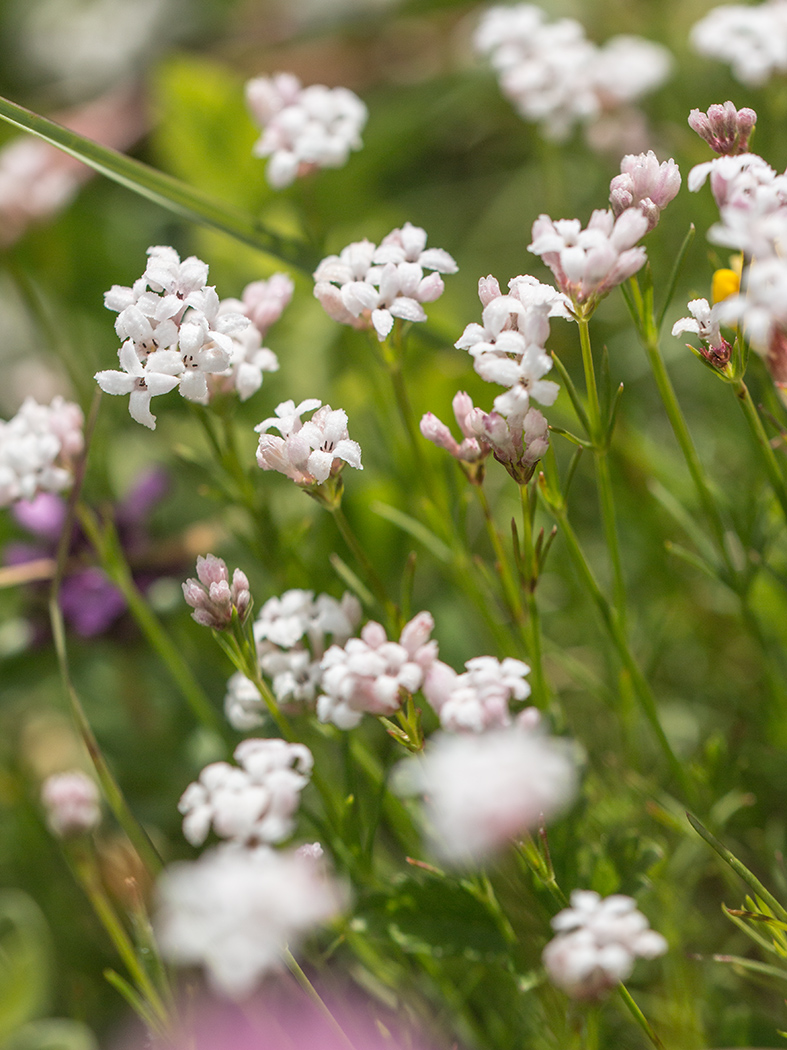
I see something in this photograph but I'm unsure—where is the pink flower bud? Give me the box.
[688,102,757,156]
[41,771,100,838]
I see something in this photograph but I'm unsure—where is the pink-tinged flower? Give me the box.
[609,151,681,230]
[424,656,531,733]
[688,101,757,156]
[209,299,280,402]
[470,407,549,484]
[543,890,667,999]
[420,391,491,466]
[395,722,577,865]
[528,208,648,312]
[178,738,313,848]
[689,2,787,87]
[255,400,362,487]
[474,345,560,421]
[318,612,438,729]
[672,298,733,370]
[182,554,251,630]
[0,396,84,507]
[239,274,294,335]
[41,770,100,838]
[246,73,367,188]
[155,845,345,999]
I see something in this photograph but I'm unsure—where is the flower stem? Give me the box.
[733,377,787,523]
[618,984,667,1050]
[282,948,359,1050]
[329,503,397,626]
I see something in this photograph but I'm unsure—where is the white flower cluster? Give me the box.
[246,72,367,188]
[396,720,576,865]
[671,298,733,370]
[96,246,250,429]
[0,396,84,508]
[424,656,531,733]
[255,398,363,486]
[155,844,344,998]
[318,612,438,729]
[475,3,671,141]
[609,151,681,231]
[542,890,667,999]
[690,0,787,86]
[40,770,101,838]
[313,222,458,340]
[224,589,362,729]
[178,738,313,848]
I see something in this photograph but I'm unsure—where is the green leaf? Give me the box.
[0,891,52,1040]
[370,502,453,563]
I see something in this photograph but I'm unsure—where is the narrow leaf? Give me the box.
[657,223,696,331]
[550,352,591,436]
[329,553,375,608]
[370,502,453,563]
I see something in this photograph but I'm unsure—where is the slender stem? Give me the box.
[476,484,528,638]
[329,504,396,624]
[734,378,787,523]
[618,984,667,1050]
[282,948,358,1050]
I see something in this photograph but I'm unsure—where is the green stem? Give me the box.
[733,378,787,523]
[282,948,358,1050]
[618,984,667,1050]
[518,486,549,707]
[476,484,528,639]
[329,503,396,625]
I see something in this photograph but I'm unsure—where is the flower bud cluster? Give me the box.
[178,738,313,848]
[96,246,250,428]
[255,398,362,487]
[318,612,438,729]
[424,656,531,733]
[41,770,101,838]
[0,396,84,508]
[609,151,681,231]
[246,72,367,188]
[313,222,458,341]
[690,1,787,86]
[542,890,667,999]
[688,101,757,156]
[475,4,671,142]
[182,554,251,630]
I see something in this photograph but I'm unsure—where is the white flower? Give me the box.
[476,344,560,421]
[255,400,362,486]
[246,73,367,188]
[318,612,438,729]
[590,36,672,106]
[155,844,344,999]
[420,391,491,465]
[543,890,667,999]
[672,299,732,368]
[395,722,577,865]
[41,770,100,838]
[224,672,266,732]
[238,273,294,335]
[178,738,313,848]
[609,151,681,230]
[0,395,84,507]
[209,299,280,402]
[424,656,531,733]
[690,1,787,86]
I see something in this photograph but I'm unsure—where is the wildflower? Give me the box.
[609,151,681,230]
[237,274,294,335]
[178,738,313,848]
[318,612,438,730]
[423,656,531,733]
[41,770,100,838]
[182,554,251,630]
[420,392,491,467]
[255,400,362,486]
[589,36,672,109]
[672,298,733,369]
[688,101,757,156]
[475,407,550,484]
[543,890,667,999]
[155,844,344,999]
[0,396,84,508]
[689,1,787,86]
[528,208,648,313]
[224,672,265,732]
[209,299,280,402]
[395,722,576,864]
[246,73,367,188]
[313,224,457,340]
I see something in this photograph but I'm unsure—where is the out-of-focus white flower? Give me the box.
[688,101,757,156]
[528,208,648,312]
[318,612,438,729]
[690,1,787,86]
[474,4,671,141]
[255,400,362,486]
[715,258,787,398]
[238,274,294,336]
[224,672,265,732]
[395,722,576,864]
[155,844,344,999]
[41,770,101,838]
[0,396,84,508]
[609,151,681,230]
[424,656,531,733]
[313,224,457,340]
[246,72,367,188]
[178,738,313,848]
[182,554,251,630]
[543,890,667,999]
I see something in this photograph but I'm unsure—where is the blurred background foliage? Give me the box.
[1,0,787,1046]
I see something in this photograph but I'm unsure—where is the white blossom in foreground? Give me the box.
[688,101,757,156]
[543,890,667,999]
[255,399,362,486]
[0,396,84,508]
[396,723,576,864]
[672,299,732,370]
[155,845,344,999]
[96,247,249,428]
[689,1,787,86]
[313,223,457,340]
[424,656,531,733]
[178,738,313,847]
[41,770,100,838]
[609,151,681,231]
[528,208,648,313]
[246,72,367,188]
[318,612,438,729]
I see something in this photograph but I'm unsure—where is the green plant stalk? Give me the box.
[518,485,549,706]
[577,317,627,625]
[476,483,529,644]
[282,948,359,1050]
[733,378,787,523]
[77,506,225,739]
[329,503,397,625]
[618,984,667,1050]
[0,93,316,271]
